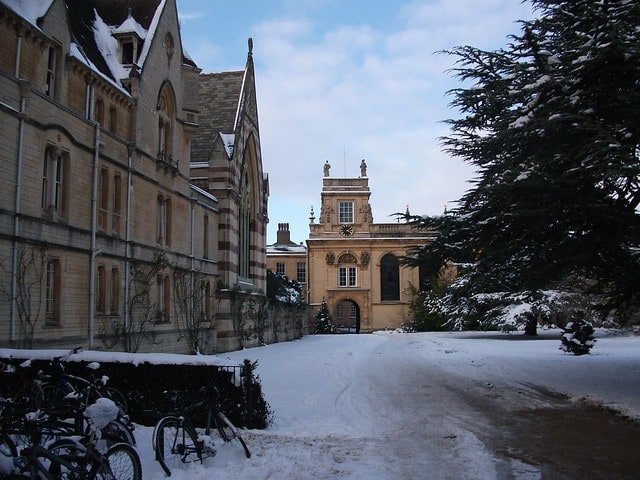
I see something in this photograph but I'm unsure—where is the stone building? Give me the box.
[306,161,435,332]
[0,0,267,353]
[266,223,308,298]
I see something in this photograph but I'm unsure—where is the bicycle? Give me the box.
[3,399,141,479]
[40,347,128,415]
[152,385,250,476]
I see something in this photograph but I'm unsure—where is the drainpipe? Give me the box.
[123,144,134,335]
[88,123,101,348]
[14,29,22,78]
[9,80,29,341]
[190,197,196,345]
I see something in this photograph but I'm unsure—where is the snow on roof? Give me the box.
[69,42,130,96]
[190,184,218,203]
[220,133,235,159]
[111,11,148,39]
[92,9,131,82]
[135,0,166,71]
[1,0,53,26]
[90,0,166,83]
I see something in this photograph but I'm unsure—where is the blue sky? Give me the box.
[176,0,536,244]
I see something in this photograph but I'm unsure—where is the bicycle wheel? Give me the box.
[0,433,17,476]
[13,381,44,413]
[47,438,87,479]
[216,412,251,458]
[153,416,201,475]
[97,442,141,480]
[100,418,136,448]
[42,382,75,411]
[106,387,128,414]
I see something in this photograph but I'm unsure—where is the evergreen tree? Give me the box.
[314,301,333,334]
[405,0,640,330]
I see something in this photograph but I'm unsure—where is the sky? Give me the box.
[176,0,538,244]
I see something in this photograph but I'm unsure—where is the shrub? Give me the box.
[560,312,596,355]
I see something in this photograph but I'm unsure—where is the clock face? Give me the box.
[340,224,354,237]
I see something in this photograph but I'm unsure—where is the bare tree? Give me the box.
[0,243,47,349]
[248,296,270,345]
[99,251,166,352]
[172,264,215,354]
[229,287,250,350]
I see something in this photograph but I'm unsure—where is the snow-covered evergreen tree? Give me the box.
[314,301,333,334]
[404,0,640,331]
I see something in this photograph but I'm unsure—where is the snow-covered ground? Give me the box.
[135,329,639,479]
[4,329,640,478]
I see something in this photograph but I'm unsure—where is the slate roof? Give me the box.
[191,71,244,164]
[65,0,196,84]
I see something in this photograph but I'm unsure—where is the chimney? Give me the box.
[276,223,292,245]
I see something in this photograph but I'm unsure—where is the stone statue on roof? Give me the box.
[324,161,331,177]
[360,159,367,177]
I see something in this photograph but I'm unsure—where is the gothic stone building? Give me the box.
[0,0,267,353]
[306,161,435,332]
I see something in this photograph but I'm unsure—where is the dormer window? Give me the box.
[117,35,142,65]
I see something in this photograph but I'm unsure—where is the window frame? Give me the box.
[338,266,357,287]
[296,262,306,284]
[338,201,354,224]
[380,253,400,301]
[44,258,61,325]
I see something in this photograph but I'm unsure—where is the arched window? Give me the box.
[380,253,399,301]
[238,170,251,279]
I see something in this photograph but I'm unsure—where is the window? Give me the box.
[121,40,136,64]
[158,119,169,159]
[339,266,357,287]
[110,267,120,315]
[45,259,61,324]
[156,274,170,323]
[336,304,343,320]
[109,106,117,133]
[203,215,209,259]
[338,201,354,223]
[112,173,122,235]
[380,254,400,301]
[200,281,211,322]
[238,173,251,278]
[45,46,57,97]
[95,99,104,125]
[97,167,109,231]
[296,262,306,283]
[157,195,172,246]
[276,262,285,276]
[96,265,107,314]
[41,148,68,219]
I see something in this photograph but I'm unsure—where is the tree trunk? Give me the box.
[523,312,538,336]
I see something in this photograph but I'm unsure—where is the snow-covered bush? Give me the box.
[560,313,596,356]
[404,283,448,332]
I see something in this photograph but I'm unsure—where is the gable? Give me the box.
[191,71,244,163]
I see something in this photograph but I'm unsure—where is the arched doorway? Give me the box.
[334,299,360,333]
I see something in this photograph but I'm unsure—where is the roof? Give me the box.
[266,244,308,255]
[63,0,197,85]
[191,71,244,163]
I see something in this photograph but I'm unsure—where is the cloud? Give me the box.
[180,1,536,242]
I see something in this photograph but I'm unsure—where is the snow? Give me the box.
[1,0,52,27]
[3,329,638,478]
[92,9,130,82]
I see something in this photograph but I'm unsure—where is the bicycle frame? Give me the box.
[15,437,105,480]
[154,390,245,476]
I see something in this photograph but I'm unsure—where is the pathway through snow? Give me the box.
[136,330,639,479]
